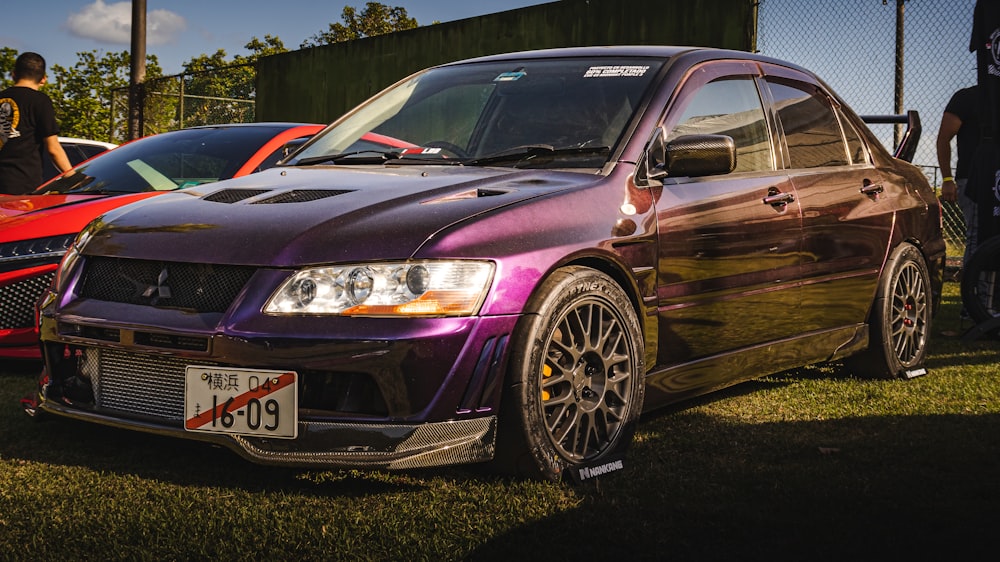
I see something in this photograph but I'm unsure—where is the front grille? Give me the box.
[84,348,214,421]
[78,257,255,313]
[0,272,55,329]
[134,332,210,352]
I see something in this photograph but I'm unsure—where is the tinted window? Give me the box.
[294,57,664,169]
[44,143,111,182]
[668,76,772,173]
[256,137,313,171]
[767,79,849,168]
[38,126,291,195]
[79,144,111,159]
[838,107,868,165]
[377,83,494,153]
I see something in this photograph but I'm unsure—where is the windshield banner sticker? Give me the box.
[584,65,650,78]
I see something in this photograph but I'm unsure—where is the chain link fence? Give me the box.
[758,0,978,268]
[109,63,257,143]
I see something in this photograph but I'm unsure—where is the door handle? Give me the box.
[860,181,884,196]
[763,188,795,208]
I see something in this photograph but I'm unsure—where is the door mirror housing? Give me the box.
[645,130,737,181]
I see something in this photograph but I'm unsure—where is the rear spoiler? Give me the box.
[860,110,921,163]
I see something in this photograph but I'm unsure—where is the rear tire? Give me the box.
[849,243,932,379]
[494,267,644,482]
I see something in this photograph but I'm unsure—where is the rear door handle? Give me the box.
[860,181,884,196]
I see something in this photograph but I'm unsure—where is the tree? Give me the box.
[2,1,419,139]
[301,2,418,47]
[46,50,163,142]
[177,35,288,126]
[0,47,18,90]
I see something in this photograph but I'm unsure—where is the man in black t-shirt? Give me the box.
[0,52,73,195]
[937,85,981,261]
[968,0,1000,244]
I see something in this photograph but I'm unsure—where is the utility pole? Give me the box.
[893,0,906,148]
[128,0,147,140]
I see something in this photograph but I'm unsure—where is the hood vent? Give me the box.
[203,188,272,204]
[203,188,352,205]
[425,188,510,204]
[252,189,352,204]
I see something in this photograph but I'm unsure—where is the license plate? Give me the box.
[184,366,298,439]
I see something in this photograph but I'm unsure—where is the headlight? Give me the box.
[264,261,495,316]
[0,234,76,263]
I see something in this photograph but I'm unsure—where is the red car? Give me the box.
[0,123,324,360]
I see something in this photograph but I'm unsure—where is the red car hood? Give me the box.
[0,193,105,219]
[0,192,160,242]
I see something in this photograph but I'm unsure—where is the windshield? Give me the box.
[36,126,294,195]
[289,57,664,169]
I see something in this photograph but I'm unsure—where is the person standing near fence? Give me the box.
[937,85,981,264]
[0,52,73,195]
[968,0,1000,245]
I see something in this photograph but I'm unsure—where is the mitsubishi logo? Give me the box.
[141,267,173,305]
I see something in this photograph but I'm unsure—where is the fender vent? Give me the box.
[457,334,509,414]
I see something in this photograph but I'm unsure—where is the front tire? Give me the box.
[495,267,644,481]
[850,242,932,379]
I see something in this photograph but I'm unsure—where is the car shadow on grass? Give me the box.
[463,409,1000,560]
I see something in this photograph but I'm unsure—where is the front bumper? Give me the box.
[36,295,518,470]
[37,392,497,469]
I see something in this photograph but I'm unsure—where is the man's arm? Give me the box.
[935,111,961,203]
[43,135,74,175]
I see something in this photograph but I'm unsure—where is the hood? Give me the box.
[84,165,604,266]
[0,193,105,220]
[0,192,158,243]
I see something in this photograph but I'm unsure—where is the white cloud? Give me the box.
[66,0,186,45]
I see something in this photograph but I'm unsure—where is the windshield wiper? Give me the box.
[464,145,610,167]
[293,149,465,167]
[292,150,400,166]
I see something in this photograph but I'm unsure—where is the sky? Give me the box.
[0,0,548,75]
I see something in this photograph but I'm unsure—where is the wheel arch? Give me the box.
[521,254,656,375]
[494,257,648,480]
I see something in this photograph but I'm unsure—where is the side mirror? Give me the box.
[281,140,307,159]
[645,130,736,180]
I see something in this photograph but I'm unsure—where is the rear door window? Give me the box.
[766,79,850,168]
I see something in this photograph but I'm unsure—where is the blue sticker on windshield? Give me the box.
[494,71,526,82]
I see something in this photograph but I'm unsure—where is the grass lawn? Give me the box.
[1,281,997,560]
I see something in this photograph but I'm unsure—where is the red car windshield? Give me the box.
[36,126,297,195]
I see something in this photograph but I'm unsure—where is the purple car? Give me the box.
[31,46,945,482]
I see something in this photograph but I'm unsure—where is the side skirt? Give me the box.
[641,324,869,410]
